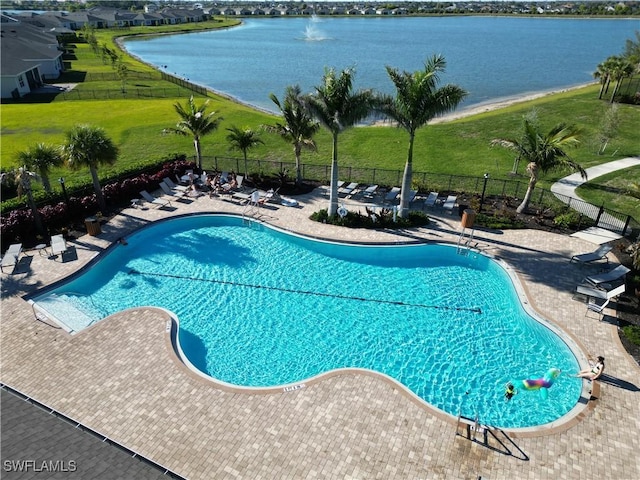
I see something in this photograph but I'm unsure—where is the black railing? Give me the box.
[208,155,639,237]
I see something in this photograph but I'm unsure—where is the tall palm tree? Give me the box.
[492,119,585,213]
[267,85,320,187]
[16,143,64,193]
[225,125,264,176]
[378,55,467,217]
[165,96,222,170]
[62,124,118,213]
[304,67,375,217]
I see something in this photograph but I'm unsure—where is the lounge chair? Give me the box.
[576,282,625,301]
[585,284,625,319]
[570,244,612,265]
[362,184,378,198]
[424,192,439,209]
[384,187,400,202]
[140,190,171,209]
[160,181,188,199]
[50,234,67,260]
[163,177,189,192]
[338,182,358,196]
[1,243,22,272]
[584,264,631,287]
[234,175,245,191]
[407,190,418,203]
[442,195,457,213]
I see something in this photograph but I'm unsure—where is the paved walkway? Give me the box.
[1,188,639,479]
[551,156,640,233]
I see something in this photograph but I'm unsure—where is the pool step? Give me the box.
[31,294,101,334]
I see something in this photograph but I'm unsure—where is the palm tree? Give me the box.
[225,125,264,176]
[16,143,64,193]
[378,55,467,217]
[267,85,320,187]
[608,57,635,104]
[8,166,46,236]
[492,119,585,214]
[62,124,118,213]
[304,67,375,217]
[165,96,222,170]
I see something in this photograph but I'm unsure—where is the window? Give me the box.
[18,75,24,87]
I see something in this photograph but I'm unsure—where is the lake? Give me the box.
[123,16,638,114]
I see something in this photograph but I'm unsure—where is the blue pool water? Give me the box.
[33,215,583,428]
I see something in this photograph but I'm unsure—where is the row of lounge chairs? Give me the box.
[1,234,69,273]
[335,182,459,213]
[571,242,631,319]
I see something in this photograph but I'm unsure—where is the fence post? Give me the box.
[595,204,605,226]
[623,216,631,236]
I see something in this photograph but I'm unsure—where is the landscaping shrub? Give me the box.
[622,325,640,346]
[310,207,430,229]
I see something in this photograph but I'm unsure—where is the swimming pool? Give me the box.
[32,214,584,429]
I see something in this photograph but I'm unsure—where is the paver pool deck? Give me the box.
[1,188,639,479]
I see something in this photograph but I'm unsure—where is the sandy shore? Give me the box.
[428,82,596,124]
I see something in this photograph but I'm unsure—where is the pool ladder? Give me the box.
[456,227,475,255]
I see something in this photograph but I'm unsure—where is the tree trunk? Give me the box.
[328,134,339,217]
[41,174,52,193]
[28,194,46,237]
[610,79,621,104]
[194,138,202,170]
[243,151,248,177]
[398,132,415,218]
[516,177,537,214]
[90,165,107,213]
[294,144,302,187]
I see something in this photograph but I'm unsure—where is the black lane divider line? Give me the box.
[128,269,482,314]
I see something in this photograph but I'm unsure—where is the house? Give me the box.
[1,17,64,98]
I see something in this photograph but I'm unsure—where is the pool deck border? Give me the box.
[2,188,639,479]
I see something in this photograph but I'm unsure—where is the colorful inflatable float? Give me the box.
[512,368,561,400]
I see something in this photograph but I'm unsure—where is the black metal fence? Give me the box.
[208,155,639,237]
[54,87,197,100]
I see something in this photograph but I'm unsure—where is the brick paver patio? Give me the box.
[2,188,639,479]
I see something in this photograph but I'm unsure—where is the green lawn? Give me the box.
[1,20,638,219]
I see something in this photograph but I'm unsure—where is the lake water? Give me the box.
[123,16,638,114]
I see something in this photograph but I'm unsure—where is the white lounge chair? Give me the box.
[362,184,378,198]
[442,195,457,213]
[384,187,400,202]
[424,192,439,209]
[338,182,358,195]
[50,234,67,260]
[1,243,22,272]
[570,244,612,265]
[407,189,418,203]
[585,264,631,287]
[585,284,625,319]
[160,181,188,199]
[163,177,189,192]
[140,190,171,208]
[577,282,625,301]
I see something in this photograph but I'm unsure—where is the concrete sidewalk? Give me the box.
[551,156,640,233]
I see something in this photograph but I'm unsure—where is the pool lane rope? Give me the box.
[128,269,482,314]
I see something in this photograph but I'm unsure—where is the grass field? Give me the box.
[1,19,638,218]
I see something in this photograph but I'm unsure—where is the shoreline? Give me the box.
[428,82,597,124]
